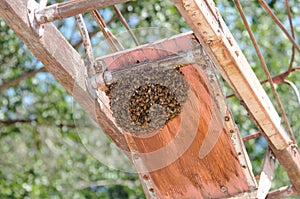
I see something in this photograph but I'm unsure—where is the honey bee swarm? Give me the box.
[109,65,188,134]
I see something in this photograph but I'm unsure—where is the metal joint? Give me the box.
[100,45,202,86]
[27,0,45,37]
[94,60,106,73]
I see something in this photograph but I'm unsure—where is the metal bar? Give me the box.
[243,132,262,142]
[283,80,300,112]
[234,0,295,143]
[91,10,120,53]
[284,0,296,72]
[34,0,130,24]
[113,5,140,46]
[75,14,94,75]
[103,47,199,85]
[258,0,300,54]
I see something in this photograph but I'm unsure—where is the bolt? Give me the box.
[143,175,150,180]
[149,188,154,192]
[224,116,230,122]
[96,66,102,71]
[220,186,228,193]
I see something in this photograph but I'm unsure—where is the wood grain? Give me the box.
[97,33,255,198]
[0,0,129,151]
[171,0,300,192]
[0,1,256,197]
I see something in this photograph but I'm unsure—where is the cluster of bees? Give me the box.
[109,65,189,134]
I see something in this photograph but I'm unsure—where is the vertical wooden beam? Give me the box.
[171,0,300,191]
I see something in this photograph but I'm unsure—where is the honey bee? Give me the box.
[109,65,188,134]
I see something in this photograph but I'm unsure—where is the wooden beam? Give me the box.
[95,32,256,198]
[0,0,129,151]
[0,0,257,197]
[171,0,300,192]
[34,0,130,24]
[266,185,299,199]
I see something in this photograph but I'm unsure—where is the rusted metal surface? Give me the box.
[243,132,262,142]
[34,0,130,24]
[91,10,123,53]
[258,0,300,54]
[171,0,300,192]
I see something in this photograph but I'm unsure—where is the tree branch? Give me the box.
[0,119,32,125]
[0,13,119,93]
[74,180,138,191]
[0,119,82,129]
[0,67,47,92]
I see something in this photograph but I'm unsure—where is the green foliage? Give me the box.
[0,0,299,198]
[218,0,300,192]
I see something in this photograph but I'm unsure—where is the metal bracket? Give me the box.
[95,45,202,88]
[27,0,45,37]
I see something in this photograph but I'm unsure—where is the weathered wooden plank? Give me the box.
[171,0,300,192]
[266,185,298,199]
[0,0,256,197]
[95,32,256,197]
[34,0,130,24]
[0,0,129,151]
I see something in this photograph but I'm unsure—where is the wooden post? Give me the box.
[171,0,300,192]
